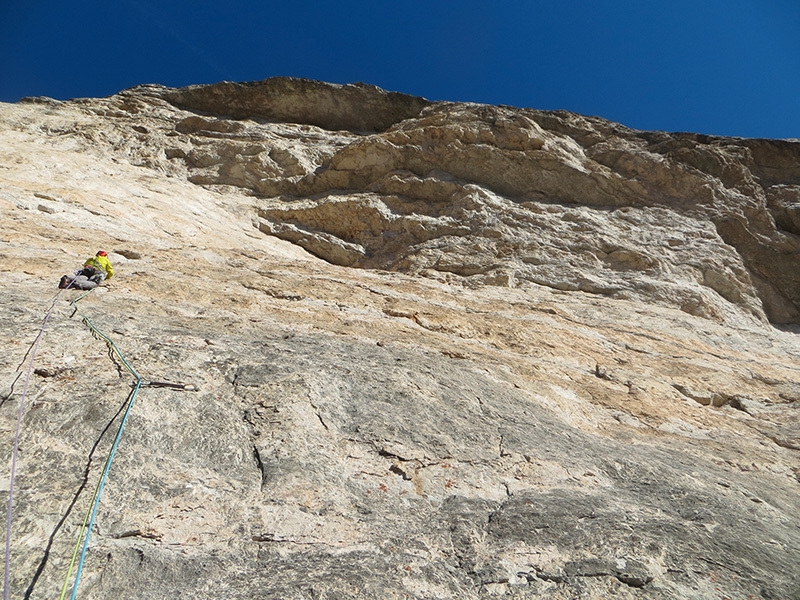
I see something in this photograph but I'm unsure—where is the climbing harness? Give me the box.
[3,283,197,600]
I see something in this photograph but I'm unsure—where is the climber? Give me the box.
[58,251,114,290]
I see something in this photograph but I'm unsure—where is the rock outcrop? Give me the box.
[78,79,800,326]
[1,78,799,599]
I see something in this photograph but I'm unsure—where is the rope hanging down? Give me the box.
[3,288,66,600]
[60,294,196,600]
[2,283,197,600]
[58,301,142,600]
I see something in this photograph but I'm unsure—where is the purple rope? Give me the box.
[4,289,64,600]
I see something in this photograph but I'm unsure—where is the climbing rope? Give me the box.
[3,288,66,600]
[58,294,141,600]
[59,383,141,600]
[56,384,135,600]
[5,279,197,599]
[59,294,195,599]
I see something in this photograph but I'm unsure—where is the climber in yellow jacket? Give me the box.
[59,251,114,290]
[83,251,114,280]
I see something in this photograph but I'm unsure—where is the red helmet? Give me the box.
[97,251,108,256]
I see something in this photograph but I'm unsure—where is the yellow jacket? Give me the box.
[84,255,114,279]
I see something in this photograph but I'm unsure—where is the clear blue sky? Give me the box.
[2,1,799,139]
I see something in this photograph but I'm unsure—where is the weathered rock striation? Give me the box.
[1,78,799,599]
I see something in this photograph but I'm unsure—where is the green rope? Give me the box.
[58,293,142,600]
[63,382,141,600]
[57,434,120,600]
[75,312,140,381]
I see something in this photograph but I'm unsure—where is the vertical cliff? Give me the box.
[1,79,799,599]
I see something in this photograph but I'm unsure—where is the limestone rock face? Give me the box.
[1,79,799,600]
[122,82,800,325]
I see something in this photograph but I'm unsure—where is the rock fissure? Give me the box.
[252,445,266,490]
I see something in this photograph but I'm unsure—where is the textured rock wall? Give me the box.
[131,82,800,324]
[1,79,799,599]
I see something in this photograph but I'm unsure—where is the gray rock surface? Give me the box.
[1,78,799,599]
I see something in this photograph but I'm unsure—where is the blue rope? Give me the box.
[62,295,142,599]
[68,380,141,600]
